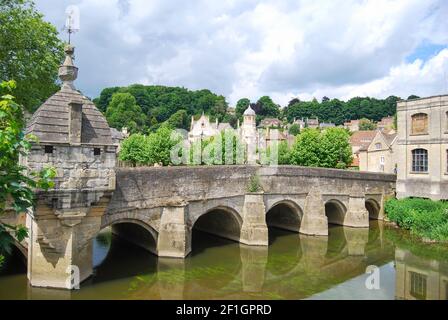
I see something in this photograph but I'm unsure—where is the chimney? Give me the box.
[69,100,83,145]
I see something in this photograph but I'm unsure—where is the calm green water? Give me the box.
[1,221,447,300]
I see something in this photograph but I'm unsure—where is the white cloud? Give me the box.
[35,0,448,105]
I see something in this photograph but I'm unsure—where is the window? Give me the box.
[44,145,53,154]
[410,272,427,300]
[412,149,428,172]
[411,113,428,135]
[375,143,382,150]
[446,111,448,132]
[380,156,385,164]
[94,148,101,156]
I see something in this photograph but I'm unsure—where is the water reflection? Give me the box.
[1,220,448,300]
[395,248,448,300]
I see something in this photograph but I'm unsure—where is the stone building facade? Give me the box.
[396,95,448,200]
[188,113,231,143]
[359,130,397,173]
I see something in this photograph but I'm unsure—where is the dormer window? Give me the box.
[94,148,101,156]
[411,113,428,135]
[44,145,54,154]
[375,143,382,150]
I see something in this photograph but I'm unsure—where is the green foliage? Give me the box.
[235,98,250,116]
[289,128,352,168]
[288,123,300,136]
[194,130,246,165]
[358,118,376,130]
[105,92,147,133]
[96,85,229,132]
[118,133,147,166]
[385,198,448,241]
[278,141,291,165]
[247,174,262,193]
[0,0,64,111]
[119,126,182,166]
[0,80,55,259]
[284,96,399,125]
[166,109,189,130]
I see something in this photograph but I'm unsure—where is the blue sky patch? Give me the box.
[406,42,447,63]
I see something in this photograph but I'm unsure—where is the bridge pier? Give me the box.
[343,227,369,256]
[157,205,191,258]
[27,199,105,289]
[240,245,268,292]
[300,187,328,236]
[344,186,369,228]
[240,194,269,246]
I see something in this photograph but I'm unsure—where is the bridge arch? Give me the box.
[192,206,243,244]
[99,218,158,255]
[265,200,303,233]
[365,198,381,220]
[325,199,347,226]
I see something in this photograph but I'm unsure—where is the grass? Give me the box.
[385,198,448,242]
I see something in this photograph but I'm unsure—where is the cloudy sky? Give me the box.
[35,0,448,106]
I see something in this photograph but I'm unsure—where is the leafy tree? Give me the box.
[288,123,300,136]
[0,81,55,265]
[319,128,353,168]
[235,98,250,116]
[358,118,377,130]
[289,129,321,167]
[166,109,189,130]
[200,130,246,165]
[119,126,182,166]
[146,126,182,166]
[95,85,229,132]
[407,95,420,100]
[252,96,280,120]
[118,133,147,166]
[92,87,120,113]
[105,92,146,133]
[289,128,352,168]
[0,0,64,111]
[277,141,291,165]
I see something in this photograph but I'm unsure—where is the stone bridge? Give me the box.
[3,165,395,289]
[102,166,395,260]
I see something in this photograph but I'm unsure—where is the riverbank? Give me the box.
[385,198,448,243]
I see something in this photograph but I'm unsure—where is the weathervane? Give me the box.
[63,5,80,44]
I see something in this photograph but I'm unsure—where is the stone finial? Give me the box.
[58,45,79,89]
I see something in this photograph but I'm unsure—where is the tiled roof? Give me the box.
[26,86,113,145]
[350,130,376,148]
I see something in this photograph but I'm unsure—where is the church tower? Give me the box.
[241,105,258,163]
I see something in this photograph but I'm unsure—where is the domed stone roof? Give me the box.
[243,105,256,116]
[26,45,113,145]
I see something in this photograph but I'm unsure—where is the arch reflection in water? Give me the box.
[3,219,448,299]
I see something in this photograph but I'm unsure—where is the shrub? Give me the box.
[385,198,448,241]
[247,174,262,193]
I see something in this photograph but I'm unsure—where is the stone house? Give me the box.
[349,130,377,168]
[396,95,448,200]
[358,130,397,173]
[188,113,231,143]
[259,117,283,128]
[344,119,360,132]
[377,116,395,132]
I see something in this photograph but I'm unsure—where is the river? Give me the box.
[0,220,447,300]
